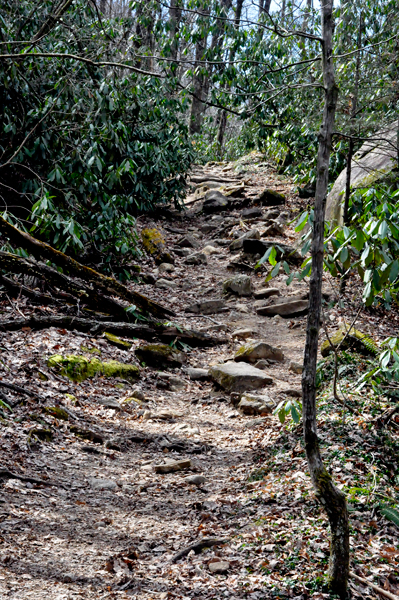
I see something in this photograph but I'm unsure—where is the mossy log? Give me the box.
[0,315,228,347]
[0,216,174,318]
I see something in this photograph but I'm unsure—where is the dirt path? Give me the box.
[0,157,397,600]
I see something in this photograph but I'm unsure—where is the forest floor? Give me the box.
[0,153,398,600]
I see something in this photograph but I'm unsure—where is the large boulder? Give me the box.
[326,123,398,225]
[234,342,284,363]
[208,361,273,392]
[229,229,260,251]
[141,228,174,264]
[203,190,229,213]
[256,298,308,317]
[257,189,285,206]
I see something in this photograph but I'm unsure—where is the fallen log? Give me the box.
[0,252,130,320]
[0,315,229,346]
[0,216,174,318]
[0,274,62,306]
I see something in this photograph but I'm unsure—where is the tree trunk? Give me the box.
[169,0,182,63]
[189,3,210,135]
[301,1,349,598]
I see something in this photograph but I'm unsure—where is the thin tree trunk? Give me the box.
[169,0,182,63]
[189,3,210,134]
[302,1,349,598]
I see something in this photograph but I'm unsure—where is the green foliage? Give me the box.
[0,0,194,261]
[273,398,302,425]
[380,505,399,527]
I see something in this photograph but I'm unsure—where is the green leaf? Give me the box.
[380,506,399,527]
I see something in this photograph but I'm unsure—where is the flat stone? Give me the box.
[176,234,199,249]
[256,299,308,317]
[200,223,218,233]
[184,252,208,265]
[202,245,220,256]
[88,478,118,490]
[229,229,260,251]
[242,207,263,218]
[244,417,269,429]
[155,278,179,289]
[238,397,274,415]
[209,560,230,574]
[158,262,175,273]
[185,299,226,314]
[261,221,284,237]
[97,396,122,411]
[185,367,210,381]
[153,459,192,474]
[184,475,206,486]
[257,189,285,206]
[254,359,269,369]
[223,274,253,296]
[208,361,273,393]
[232,328,256,340]
[156,372,187,390]
[234,342,284,363]
[289,361,303,374]
[253,287,280,300]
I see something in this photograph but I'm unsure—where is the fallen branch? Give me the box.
[0,274,62,306]
[0,468,60,488]
[0,217,174,318]
[171,537,230,563]
[350,571,399,600]
[0,379,41,398]
[0,315,228,346]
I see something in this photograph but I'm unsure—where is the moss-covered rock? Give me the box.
[103,332,132,350]
[81,345,101,355]
[141,228,174,265]
[48,354,140,382]
[320,327,379,358]
[44,406,69,420]
[135,344,185,368]
[234,342,284,363]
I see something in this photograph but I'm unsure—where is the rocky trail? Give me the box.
[0,154,398,600]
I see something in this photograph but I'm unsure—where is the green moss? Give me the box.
[48,354,140,382]
[65,393,77,403]
[28,428,53,443]
[43,406,69,420]
[320,327,379,358]
[104,332,132,350]
[234,344,255,359]
[141,228,173,264]
[81,345,101,355]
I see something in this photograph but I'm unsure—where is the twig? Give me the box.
[170,537,230,563]
[0,468,60,488]
[350,571,399,600]
[0,380,41,398]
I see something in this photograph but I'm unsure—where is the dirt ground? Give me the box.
[0,155,398,600]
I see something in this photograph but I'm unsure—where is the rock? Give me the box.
[261,220,285,237]
[130,388,146,402]
[156,371,187,390]
[229,229,260,251]
[173,248,191,258]
[141,228,174,264]
[185,474,206,486]
[176,234,199,249]
[289,361,303,374]
[257,189,285,206]
[43,406,69,420]
[153,459,192,474]
[232,328,256,340]
[234,342,284,363]
[242,207,263,219]
[203,190,229,213]
[151,409,183,420]
[103,332,132,350]
[135,344,185,368]
[185,367,210,381]
[48,355,139,382]
[88,478,118,490]
[235,303,249,313]
[158,262,175,274]
[298,185,316,198]
[202,245,220,256]
[320,327,378,358]
[243,239,301,264]
[326,122,397,225]
[97,396,122,410]
[254,359,269,369]
[156,278,179,289]
[184,252,208,265]
[263,209,281,220]
[238,395,274,415]
[200,223,218,234]
[223,274,253,296]
[254,287,280,300]
[244,417,268,428]
[185,299,226,314]
[254,299,272,309]
[256,299,308,317]
[283,388,302,397]
[226,260,253,272]
[208,361,273,393]
[208,560,230,574]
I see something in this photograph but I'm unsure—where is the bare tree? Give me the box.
[302,0,349,597]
